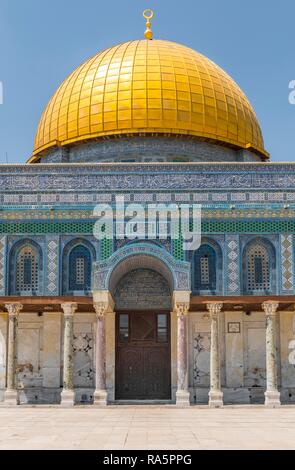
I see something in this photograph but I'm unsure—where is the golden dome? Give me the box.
[31,39,268,161]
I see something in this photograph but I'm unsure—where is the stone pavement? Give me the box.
[0,406,295,450]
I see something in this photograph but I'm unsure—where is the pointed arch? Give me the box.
[192,238,222,294]
[9,239,43,295]
[243,237,276,294]
[62,239,96,295]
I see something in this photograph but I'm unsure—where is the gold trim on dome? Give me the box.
[31,40,268,162]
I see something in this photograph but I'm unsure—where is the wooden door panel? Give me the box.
[131,313,155,341]
[116,347,144,399]
[116,312,171,400]
[144,348,171,399]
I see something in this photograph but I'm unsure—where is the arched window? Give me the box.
[193,244,217,292]
[246,242,271,293]
[16,245,39,293]
[69,245,92,292]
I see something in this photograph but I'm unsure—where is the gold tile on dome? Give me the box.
[32,38,267,161]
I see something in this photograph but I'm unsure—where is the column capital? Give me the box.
[175,302,190,318]
[94,302,108,319]
[61,302,78,317]
[93,291,115,313]
[5,303,23,318]
[262,301,279,316]
[207,302,223,317]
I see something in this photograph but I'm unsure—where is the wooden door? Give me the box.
[116,312,171,400]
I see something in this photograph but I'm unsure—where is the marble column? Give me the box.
[175,302,190,406]
[3,303,23,405]
[60,302,77,407]
[262,301,281,407]
[93,302,108,406]
[207,302,223,408]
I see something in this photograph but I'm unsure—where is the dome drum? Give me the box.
[30,134,264,164]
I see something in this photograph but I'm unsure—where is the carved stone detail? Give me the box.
[5,303,23,318]
[93,302,108,319]
[207,302,223,318]
[61,302,78,317]
[175,302,190,318]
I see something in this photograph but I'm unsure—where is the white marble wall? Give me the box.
[189,310,295,405]
[72,314,96,403]
[0,310,294,404]
[43,313,62,389]
[17,314,43,403]
[280,312,295,402]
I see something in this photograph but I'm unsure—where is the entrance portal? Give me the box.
[116,312,171,400]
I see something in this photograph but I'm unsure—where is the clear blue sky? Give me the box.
[0,0,294,163]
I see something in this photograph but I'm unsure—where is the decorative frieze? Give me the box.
[249,193,265,201]
[212,193,228,202]
[2,164,295,193]
[280,235,294,293]
[22,194,38,203]
[45,236,59,296]
[1,192,294,207]
[225,235,240,295]
[0,236,7,295]
[40,194,57,203]
[2,219,295,236]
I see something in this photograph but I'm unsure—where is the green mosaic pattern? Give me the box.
[173,236,185,261]
[102,238,113,260]
[1,219,295,235]
[0,221,94,234]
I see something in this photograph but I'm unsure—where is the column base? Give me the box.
[176,390,190,407]
[208,389,223,408]
[60,389,75,407]
[93,389,108,407]
[2,389,18,406]
[264,390,281,408]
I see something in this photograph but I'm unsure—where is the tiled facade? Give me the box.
[0,163,294,296]
[0,162,295,406]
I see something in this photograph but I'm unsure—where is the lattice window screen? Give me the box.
[247,243,270,291]
[193,245,216,292]
[75,257,86,285]
[200,256,210,284]
[16,246,39,292]
[69,245,91,291]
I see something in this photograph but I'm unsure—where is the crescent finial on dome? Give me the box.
[143,9,154,40]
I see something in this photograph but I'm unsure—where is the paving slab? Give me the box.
[0,406,294,450]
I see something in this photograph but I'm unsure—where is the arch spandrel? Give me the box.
[92,242,191,294]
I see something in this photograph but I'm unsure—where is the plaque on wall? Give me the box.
[228,322,241,334]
